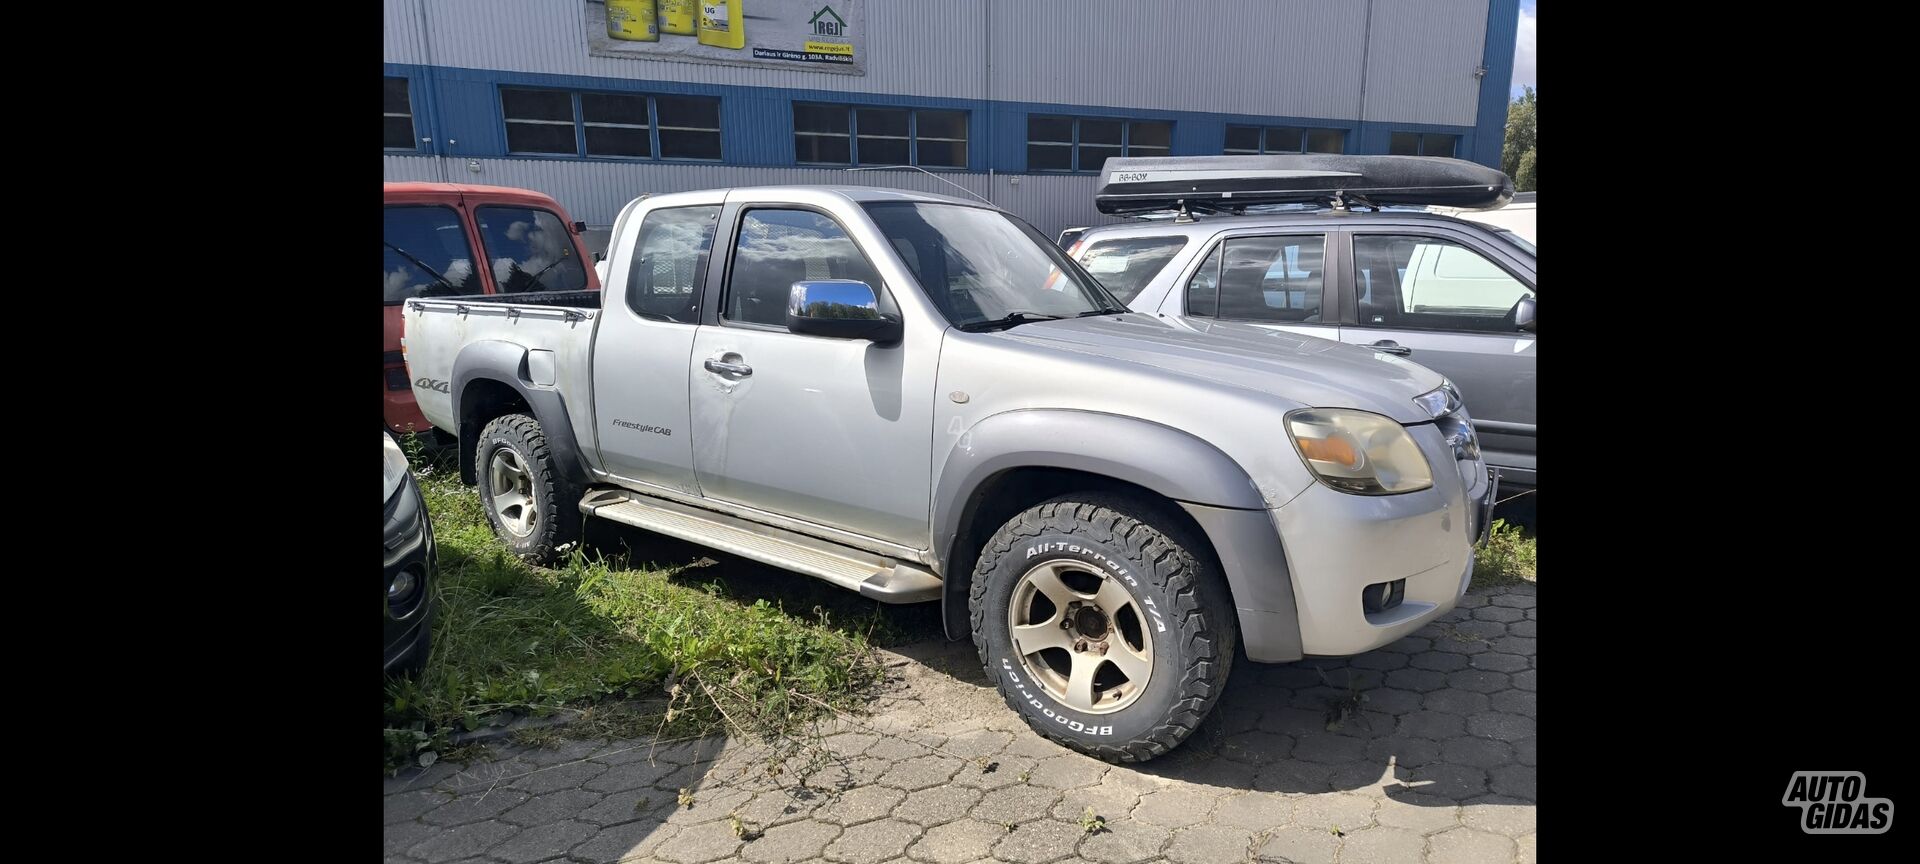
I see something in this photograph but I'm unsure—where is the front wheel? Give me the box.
[969,495,1237,762]
[475,413,581,564]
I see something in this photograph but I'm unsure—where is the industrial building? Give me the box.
[384,0,1521,240]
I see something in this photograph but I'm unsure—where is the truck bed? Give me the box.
[401,291,604,438]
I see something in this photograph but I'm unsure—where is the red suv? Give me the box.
[383,182,601,435]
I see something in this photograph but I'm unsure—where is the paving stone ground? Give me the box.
[386,583,1536,863]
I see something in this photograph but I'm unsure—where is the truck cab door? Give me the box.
[588,202,720,496]
[685,202,936,550]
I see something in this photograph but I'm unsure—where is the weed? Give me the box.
[509,726,565,749]
[1079,806,1107,834]
[1474,518,1537,586]
[382,467,887,772]
[677,788,696,808]
[441,741,492,766]
[1318,668,1369,732]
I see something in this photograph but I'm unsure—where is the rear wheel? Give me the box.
[969,494,1237,762]
[475,414,580,564]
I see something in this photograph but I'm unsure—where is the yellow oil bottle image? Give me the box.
[660,0,697,36]
[698,2,746,49]
[606,0,660,42]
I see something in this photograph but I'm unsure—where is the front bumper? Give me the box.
[384,473,436,673]
[1263,426,1488,659]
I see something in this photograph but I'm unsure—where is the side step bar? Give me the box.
[579,488,942,604]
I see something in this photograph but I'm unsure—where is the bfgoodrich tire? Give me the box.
[475,413,581,565]
[970,494,1237,762]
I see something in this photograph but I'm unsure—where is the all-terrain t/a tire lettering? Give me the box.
[970,493,1238,762]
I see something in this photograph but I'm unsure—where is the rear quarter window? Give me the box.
[1074,236,1189,304]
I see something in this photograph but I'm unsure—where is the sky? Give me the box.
[1510,0,1536,98]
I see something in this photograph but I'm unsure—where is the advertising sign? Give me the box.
[586,1,866,76]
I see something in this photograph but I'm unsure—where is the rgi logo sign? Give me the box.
[810,6,846,36]
[1781,771,1894,834]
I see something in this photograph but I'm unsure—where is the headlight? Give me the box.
[383,433,411,504]
[1412,382,1463,420]
[1413,382,1480,461]
[1286,408,1434,495]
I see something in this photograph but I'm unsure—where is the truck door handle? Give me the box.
[704,358,753,377]
[1368,340,1413,356]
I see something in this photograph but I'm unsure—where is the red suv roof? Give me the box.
[383,181,567,207]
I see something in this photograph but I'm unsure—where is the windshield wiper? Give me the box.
[957,311,1065,332]
[384,241,461,296]
[1075,308,1127,318]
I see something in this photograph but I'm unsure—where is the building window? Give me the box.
[1027,116,1171,173]
[384,77,417,150]
[502,89,579,154]
[655,97,723,160]
[792,104,969,168]
[1224,125,1345,155]
[501,87,722,161]
[582,92,651,158]
[1388,132,1458,158]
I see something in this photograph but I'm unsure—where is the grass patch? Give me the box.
[1473,518,1537,587]
[384,441,887,773]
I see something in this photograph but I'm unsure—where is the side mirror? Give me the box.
[572,220,588,233]
[787,280,902,342]
[593,251,606,262]
[1514,295,1537,332]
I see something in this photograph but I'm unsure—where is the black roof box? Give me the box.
[1094,154,1513,215]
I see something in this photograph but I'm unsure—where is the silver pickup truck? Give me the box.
[403,184,1493,762]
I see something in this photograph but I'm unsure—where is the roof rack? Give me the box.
[1094,155,1513,217]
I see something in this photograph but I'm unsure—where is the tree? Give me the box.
[1501,87,1536,192]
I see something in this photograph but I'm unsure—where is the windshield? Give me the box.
[863,202,1125,328]
[1494,229,1536,256]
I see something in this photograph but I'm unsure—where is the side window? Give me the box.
[474,206,590,294]
[627,205,719,323]
[1215,235,1325,323]
[1076,237,1189,304]
[384,205,480,303]
[727,209,881,327]
[1352,234,1532,333]
[1184,244,1222,317]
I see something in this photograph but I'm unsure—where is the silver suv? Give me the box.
[1071,208,1536,487]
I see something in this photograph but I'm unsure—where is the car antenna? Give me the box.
[844,164,995,204]
[1173,199,1195,223]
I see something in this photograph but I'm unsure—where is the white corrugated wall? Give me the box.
[1360,0,1492,125]
[385,0,1497,237]
[394,0,1488,122]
